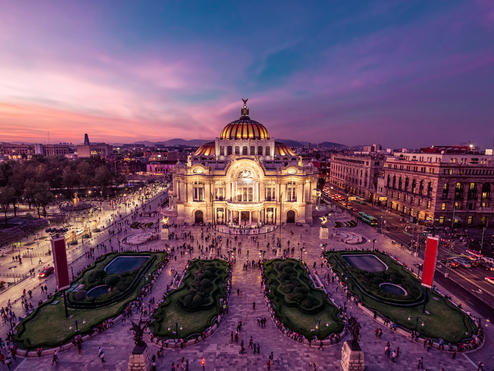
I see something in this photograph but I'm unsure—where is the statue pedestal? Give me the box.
[341,341,365,371]
[319,227,328,240]
[160,227,169,240]
[128,344,150,371]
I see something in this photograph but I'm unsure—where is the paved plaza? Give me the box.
[1,204,490,370]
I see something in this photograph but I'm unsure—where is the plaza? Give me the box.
[1,185,492,369]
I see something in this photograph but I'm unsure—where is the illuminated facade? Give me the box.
[170,99,318,226]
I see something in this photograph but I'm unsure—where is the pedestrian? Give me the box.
[98,346,105,363]
[477,361,484,371]
[252,301,256,310]
[51,350,58,366]
[417,356,424,369]
[391,350,397,362]
[267,359,272,370]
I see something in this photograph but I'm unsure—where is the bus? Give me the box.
[358,212,378,227]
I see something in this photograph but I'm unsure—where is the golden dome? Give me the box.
[194,141,215,157]
[220,99,270,140]
[274,142,296,157]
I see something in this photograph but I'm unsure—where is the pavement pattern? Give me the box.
[8,218,487,370]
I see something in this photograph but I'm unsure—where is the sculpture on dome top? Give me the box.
[241,98,249,117]
[187,154,192,167]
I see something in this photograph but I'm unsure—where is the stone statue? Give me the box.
[348,316,361,347]
[298,155,303,167]
[73,192,79,208]
[130,319,148,347]
[162,216,169,226]
[187,154,192,167]
[319,215,328,228]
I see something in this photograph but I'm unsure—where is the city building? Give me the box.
[379,146,494,226]
[146,151,186,176]
[34,143,72,157]
[170,99,318,225]
[328,152,385,201]
[0,143,34,159]
[76,134,113,158]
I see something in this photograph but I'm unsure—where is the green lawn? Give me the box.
[151,259,229,340]
[264,259,343,340]
[325,251,477,343]
[14,251,166,349]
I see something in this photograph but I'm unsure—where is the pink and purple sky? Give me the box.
[0,0,493,147]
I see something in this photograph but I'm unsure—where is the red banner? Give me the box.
[51,236,70,290]
[421,236,439,288]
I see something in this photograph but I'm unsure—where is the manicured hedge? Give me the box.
[151,259,229,339]
[325,250,477,343]
[326,251,424,305]
[13,251,167,350]
[67,252,158,309]
[264,259,343,340]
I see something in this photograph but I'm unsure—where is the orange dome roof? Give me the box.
[194,141,215,157]
[275,142,296,157]
[220,99,270,140]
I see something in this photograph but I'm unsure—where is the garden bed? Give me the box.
[14,251,167,350]
[150,259,230,340]
[325,250,477,344]
[263,258,343,340]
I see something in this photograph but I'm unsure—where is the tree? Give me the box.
[76,161,93,187]
[62,165,79,194]
[0,186,15,224]
[94,165,113,196]
[32,182,53,218]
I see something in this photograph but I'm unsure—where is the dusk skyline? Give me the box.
[1,1,494,147]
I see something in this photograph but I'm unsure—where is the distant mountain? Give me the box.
[131,138,347,149]
[277,139,311,147]
[278,139,347,149]
[133,139,209,147]
[317,141,347,149]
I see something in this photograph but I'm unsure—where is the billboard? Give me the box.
[51,236,70,290]
[421,236,439,288]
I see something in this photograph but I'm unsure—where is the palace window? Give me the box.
[250,146,255,155]
[235,146,240,155]
[220,146,224,156]
[287,182,297,202]
[258,146,263,155]
[193,182,205,202]
[265,186,276,201]
[242,146,248,155]
[265,146,270,156]
[227,146,232,155]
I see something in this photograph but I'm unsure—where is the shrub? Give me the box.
[105,275,119,287]
[87,270,106,284]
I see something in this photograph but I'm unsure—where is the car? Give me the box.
[485,277,494,285]
[448,260,460,268]
[454,258,472,268]
[38,266,54,279]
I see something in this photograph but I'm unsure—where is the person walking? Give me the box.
[98,346,105,363]
[51,350,58,366]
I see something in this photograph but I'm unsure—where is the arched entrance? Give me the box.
[286,210,295,223]
[194,210,204,224]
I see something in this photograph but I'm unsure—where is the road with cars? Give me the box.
[322,187,494,320]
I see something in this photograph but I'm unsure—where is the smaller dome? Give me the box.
[194,141,215,157]
[275,142,296,157]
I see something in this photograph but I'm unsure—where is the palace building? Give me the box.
[170,99,318,226]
